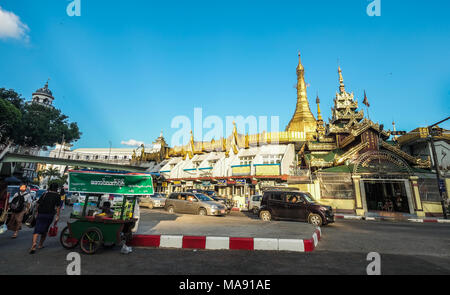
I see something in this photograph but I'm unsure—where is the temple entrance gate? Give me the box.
[353,150,417,216]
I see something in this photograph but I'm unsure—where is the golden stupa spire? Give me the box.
[316,94,325,138]
[316,94,323,121]
[286,52,317,138]
[338,66,345,93]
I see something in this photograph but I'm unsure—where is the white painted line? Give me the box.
[205,236,230,250]
[344,216,364,220]
[408,219,423,223]
[278,239,304,252]
[365,217,376,221]
[254,238,278,251]
[437,219,450,223]
[159,235,183,248]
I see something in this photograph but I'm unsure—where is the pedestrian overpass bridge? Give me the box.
[0,152,149,176]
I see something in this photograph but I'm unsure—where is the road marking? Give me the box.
[312,232,318,247]
[205,236,229,250]
[160,235,183,248]
[278,239,305,252]
[254,238,278,251]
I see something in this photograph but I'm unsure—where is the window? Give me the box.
[169,193,180,200]
[300,193,315,203]
[285,193,303,203]
[270,193,283,201]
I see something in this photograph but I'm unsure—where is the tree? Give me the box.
[48,174,68,188]
[0,88,82,148]
[41,167,61,179]
[0,88,25,111]
[0,98,21,142]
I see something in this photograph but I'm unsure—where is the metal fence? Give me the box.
[317,172,355,199]
[417,174,441,202]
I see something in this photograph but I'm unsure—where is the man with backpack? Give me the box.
[7,184,31,238]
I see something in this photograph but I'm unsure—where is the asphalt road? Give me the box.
[137,208,317,238]
[0,207,449,275]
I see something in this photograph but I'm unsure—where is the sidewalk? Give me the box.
[335,214,450,223]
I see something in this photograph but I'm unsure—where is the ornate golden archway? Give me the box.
[353,150,414,175]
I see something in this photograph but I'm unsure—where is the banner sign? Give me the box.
[236,179,247,186]
[69,171,154,195]
[216,179,227,186]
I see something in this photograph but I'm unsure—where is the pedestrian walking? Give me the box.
[7,184,32,238]
[59,187,66,210]
[30,183,61,254]
[0,180,8,225]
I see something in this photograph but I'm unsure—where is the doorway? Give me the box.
[363,180,410,213]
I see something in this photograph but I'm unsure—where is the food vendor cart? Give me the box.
[60,170,154,254]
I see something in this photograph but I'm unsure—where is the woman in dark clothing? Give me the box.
[30,183,61,254]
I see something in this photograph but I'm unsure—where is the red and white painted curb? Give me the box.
[407,218,450,223]
[335,214,450,223]
[128,228,321,252]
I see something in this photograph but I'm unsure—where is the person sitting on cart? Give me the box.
[100,201,114,218]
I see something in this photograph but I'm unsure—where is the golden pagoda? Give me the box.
[285,52,317,139]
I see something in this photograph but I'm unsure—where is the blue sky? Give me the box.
[0,0,449,148]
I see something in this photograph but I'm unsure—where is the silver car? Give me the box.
[67,192,87,205]
[248,195,262,214]
[139,193,167,209]
[164,192,226,216]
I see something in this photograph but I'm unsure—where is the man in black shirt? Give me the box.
[29,183,61,254]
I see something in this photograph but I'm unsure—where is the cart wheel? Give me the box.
[60,226,79,249]
[80,227,103,254]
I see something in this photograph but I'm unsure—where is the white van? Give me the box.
[248,195,262,214]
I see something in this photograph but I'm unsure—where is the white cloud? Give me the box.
[0,6,29,41]
[121,139,145,147]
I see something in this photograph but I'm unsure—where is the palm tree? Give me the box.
[42,167,61,180]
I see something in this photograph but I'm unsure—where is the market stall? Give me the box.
[60,170,154,254]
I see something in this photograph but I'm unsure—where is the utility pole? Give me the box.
[428,116,449,219]
[108,141,112,162]
[57,134,65,159]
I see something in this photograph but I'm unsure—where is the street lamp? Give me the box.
[428,117,450,219]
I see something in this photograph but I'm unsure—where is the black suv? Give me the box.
[258,190,334,226]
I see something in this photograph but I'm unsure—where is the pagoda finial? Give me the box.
[316,93,323,121]
[392,120,398,140]
[297,51,304,72]
[315,93,325,138]
[338,66,345,93]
